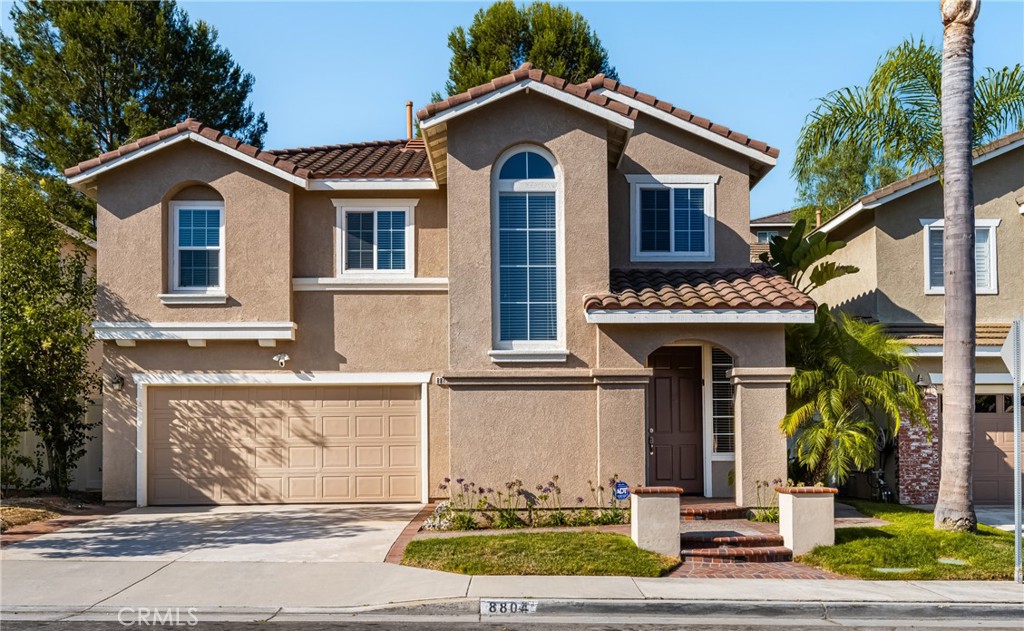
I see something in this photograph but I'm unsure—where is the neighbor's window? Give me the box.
[333,200,417,276]
[494,147,561,346]
[171,201,224,292]
[711,347,735,454]
[627,175,719,262]
[922,219,999,294]
[756,230,779,243]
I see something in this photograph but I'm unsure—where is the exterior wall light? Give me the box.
[110,374,125,392]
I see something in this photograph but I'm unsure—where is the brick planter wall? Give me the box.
[896,389,940,505]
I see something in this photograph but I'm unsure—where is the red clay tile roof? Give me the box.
[65,119,431,182]
[583,267,815,311]
[265,139,430,179]
[577,74,780,160]
[64,119,312,180]
[418,63,639,125]
[420,63,779,161]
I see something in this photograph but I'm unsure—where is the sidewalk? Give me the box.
[2,563,1021,623]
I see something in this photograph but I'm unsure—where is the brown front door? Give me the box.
[648,347,703,494]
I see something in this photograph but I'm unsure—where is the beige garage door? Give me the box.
[973,394,1017,505]
[148,385,421,505]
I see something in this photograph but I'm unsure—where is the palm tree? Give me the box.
[794,36,1023,182]
[782,310,927,485]
[934,0,981,533]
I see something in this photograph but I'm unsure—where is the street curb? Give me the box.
[5,599,1020,622]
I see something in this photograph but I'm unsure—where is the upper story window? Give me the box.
[756,230,779,243]
[491,146,565,360]
[921,218,999,295]
[171,201,224,293]
[626,174,720,262]
[333,199,417,277]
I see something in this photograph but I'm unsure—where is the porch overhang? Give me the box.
[585,308,815,324]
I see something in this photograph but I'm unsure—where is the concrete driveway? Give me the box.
[1,504,474,613]
[1,504,420,563]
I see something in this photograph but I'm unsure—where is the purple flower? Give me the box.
[443,477,451,483]
[455,477,464,485]
[536,484,544,491]
[576,497,584,504]
[439,483,448,491]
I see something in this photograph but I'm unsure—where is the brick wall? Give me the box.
[896,390,941,505]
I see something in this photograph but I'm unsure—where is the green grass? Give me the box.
[402,531,679,576]
[799,501,1015,580]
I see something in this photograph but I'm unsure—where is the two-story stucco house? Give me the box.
[66,64,815,508]
[748,210,795,262]
[814,130,1023,505]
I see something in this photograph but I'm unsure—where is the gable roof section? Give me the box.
[55,221,97,250]
[65,120,436,193]
[818,129,1024,235]
[751,210,794,226]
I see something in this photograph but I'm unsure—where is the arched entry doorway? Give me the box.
[647,344,735,497]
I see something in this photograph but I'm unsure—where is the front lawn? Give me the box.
[402,531,679,576]
[799,501,1015,580]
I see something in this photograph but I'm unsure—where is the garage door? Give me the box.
[147,385,421,505]
[973,394,1017,505]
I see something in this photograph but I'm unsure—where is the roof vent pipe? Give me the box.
[815,208,822,228]
[406,101,413,140]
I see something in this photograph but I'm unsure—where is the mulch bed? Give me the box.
[0,494,127,548]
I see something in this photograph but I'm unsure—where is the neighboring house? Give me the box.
[748,210,794,262]
[65,63,815,508]
[814,130,1024,505]
[10,222,103,492]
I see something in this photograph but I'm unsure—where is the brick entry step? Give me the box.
[679,498,751,521]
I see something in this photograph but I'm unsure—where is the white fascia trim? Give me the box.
[292,277,448,292]
[158,293,229,305]
[928,372,1013,386]
[585,309,815,324]
[906,345,1003,358]
[750,222,793,228]
[94,321,296,341]
[132,371,432,387]
[420,80,635,132]
[488,349,570,363]
[330,198,420,209]
[67,132,307,188]
[307,179,437,191]
[595,88,777,167]
[625,174,721,185]
[818,138,1024,235]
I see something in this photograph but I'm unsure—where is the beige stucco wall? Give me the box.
[611,117,754,269]
[95,141,294,323]
[818,149,1023,325]
[292,189,448,279]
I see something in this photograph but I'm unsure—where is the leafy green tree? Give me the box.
[1,0,267,232]
[764,222,926,485]
[1,170,99,493]
[443,1,616,96]
[795,142,901,223]
[794,37,1024,184]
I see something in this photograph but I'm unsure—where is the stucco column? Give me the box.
[729,367,792,507]
[594,370,651,491]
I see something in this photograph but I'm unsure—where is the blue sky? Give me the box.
[4,1,1023,217]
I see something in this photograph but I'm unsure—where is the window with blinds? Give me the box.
[637,186,708,255]
[172,203,224,291]
[924,224,997,293]
[343,209,408,272]
[711,347,735,454]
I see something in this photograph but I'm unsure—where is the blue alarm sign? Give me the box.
[613,481,630,501]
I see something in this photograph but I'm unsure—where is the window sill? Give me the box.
[292,277,447,292]
[488,349,569,363]
[924,288,999,296]
[159,293,228,305]
[710,453,736,462]
[630,253,715,263]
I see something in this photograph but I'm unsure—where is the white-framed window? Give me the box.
[332,199,417,277]
[756,230,779,243]
[710,347,735,455]
[921,218,999,295]
[170,200,225,293]
[490,145,565,359]
[627,174,719,262]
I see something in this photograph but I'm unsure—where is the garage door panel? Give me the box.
[148,385,421,504]
[972,395,1014,504]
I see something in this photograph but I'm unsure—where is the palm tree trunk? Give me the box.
[934,0,980,532]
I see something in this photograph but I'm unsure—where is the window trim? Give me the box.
[756,230,779,244]
[332,198,418,278]
[627,174,720,262]
[169,200,226,295]
[920,218,1000,295]
[490,145,566,359]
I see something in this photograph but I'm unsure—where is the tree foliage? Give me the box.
[795,141,901,223]
[794,36,1024,198]
[1,169,100,493]
[764,223,926,485]
[443,1,616,96]
[1,0,268,232]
